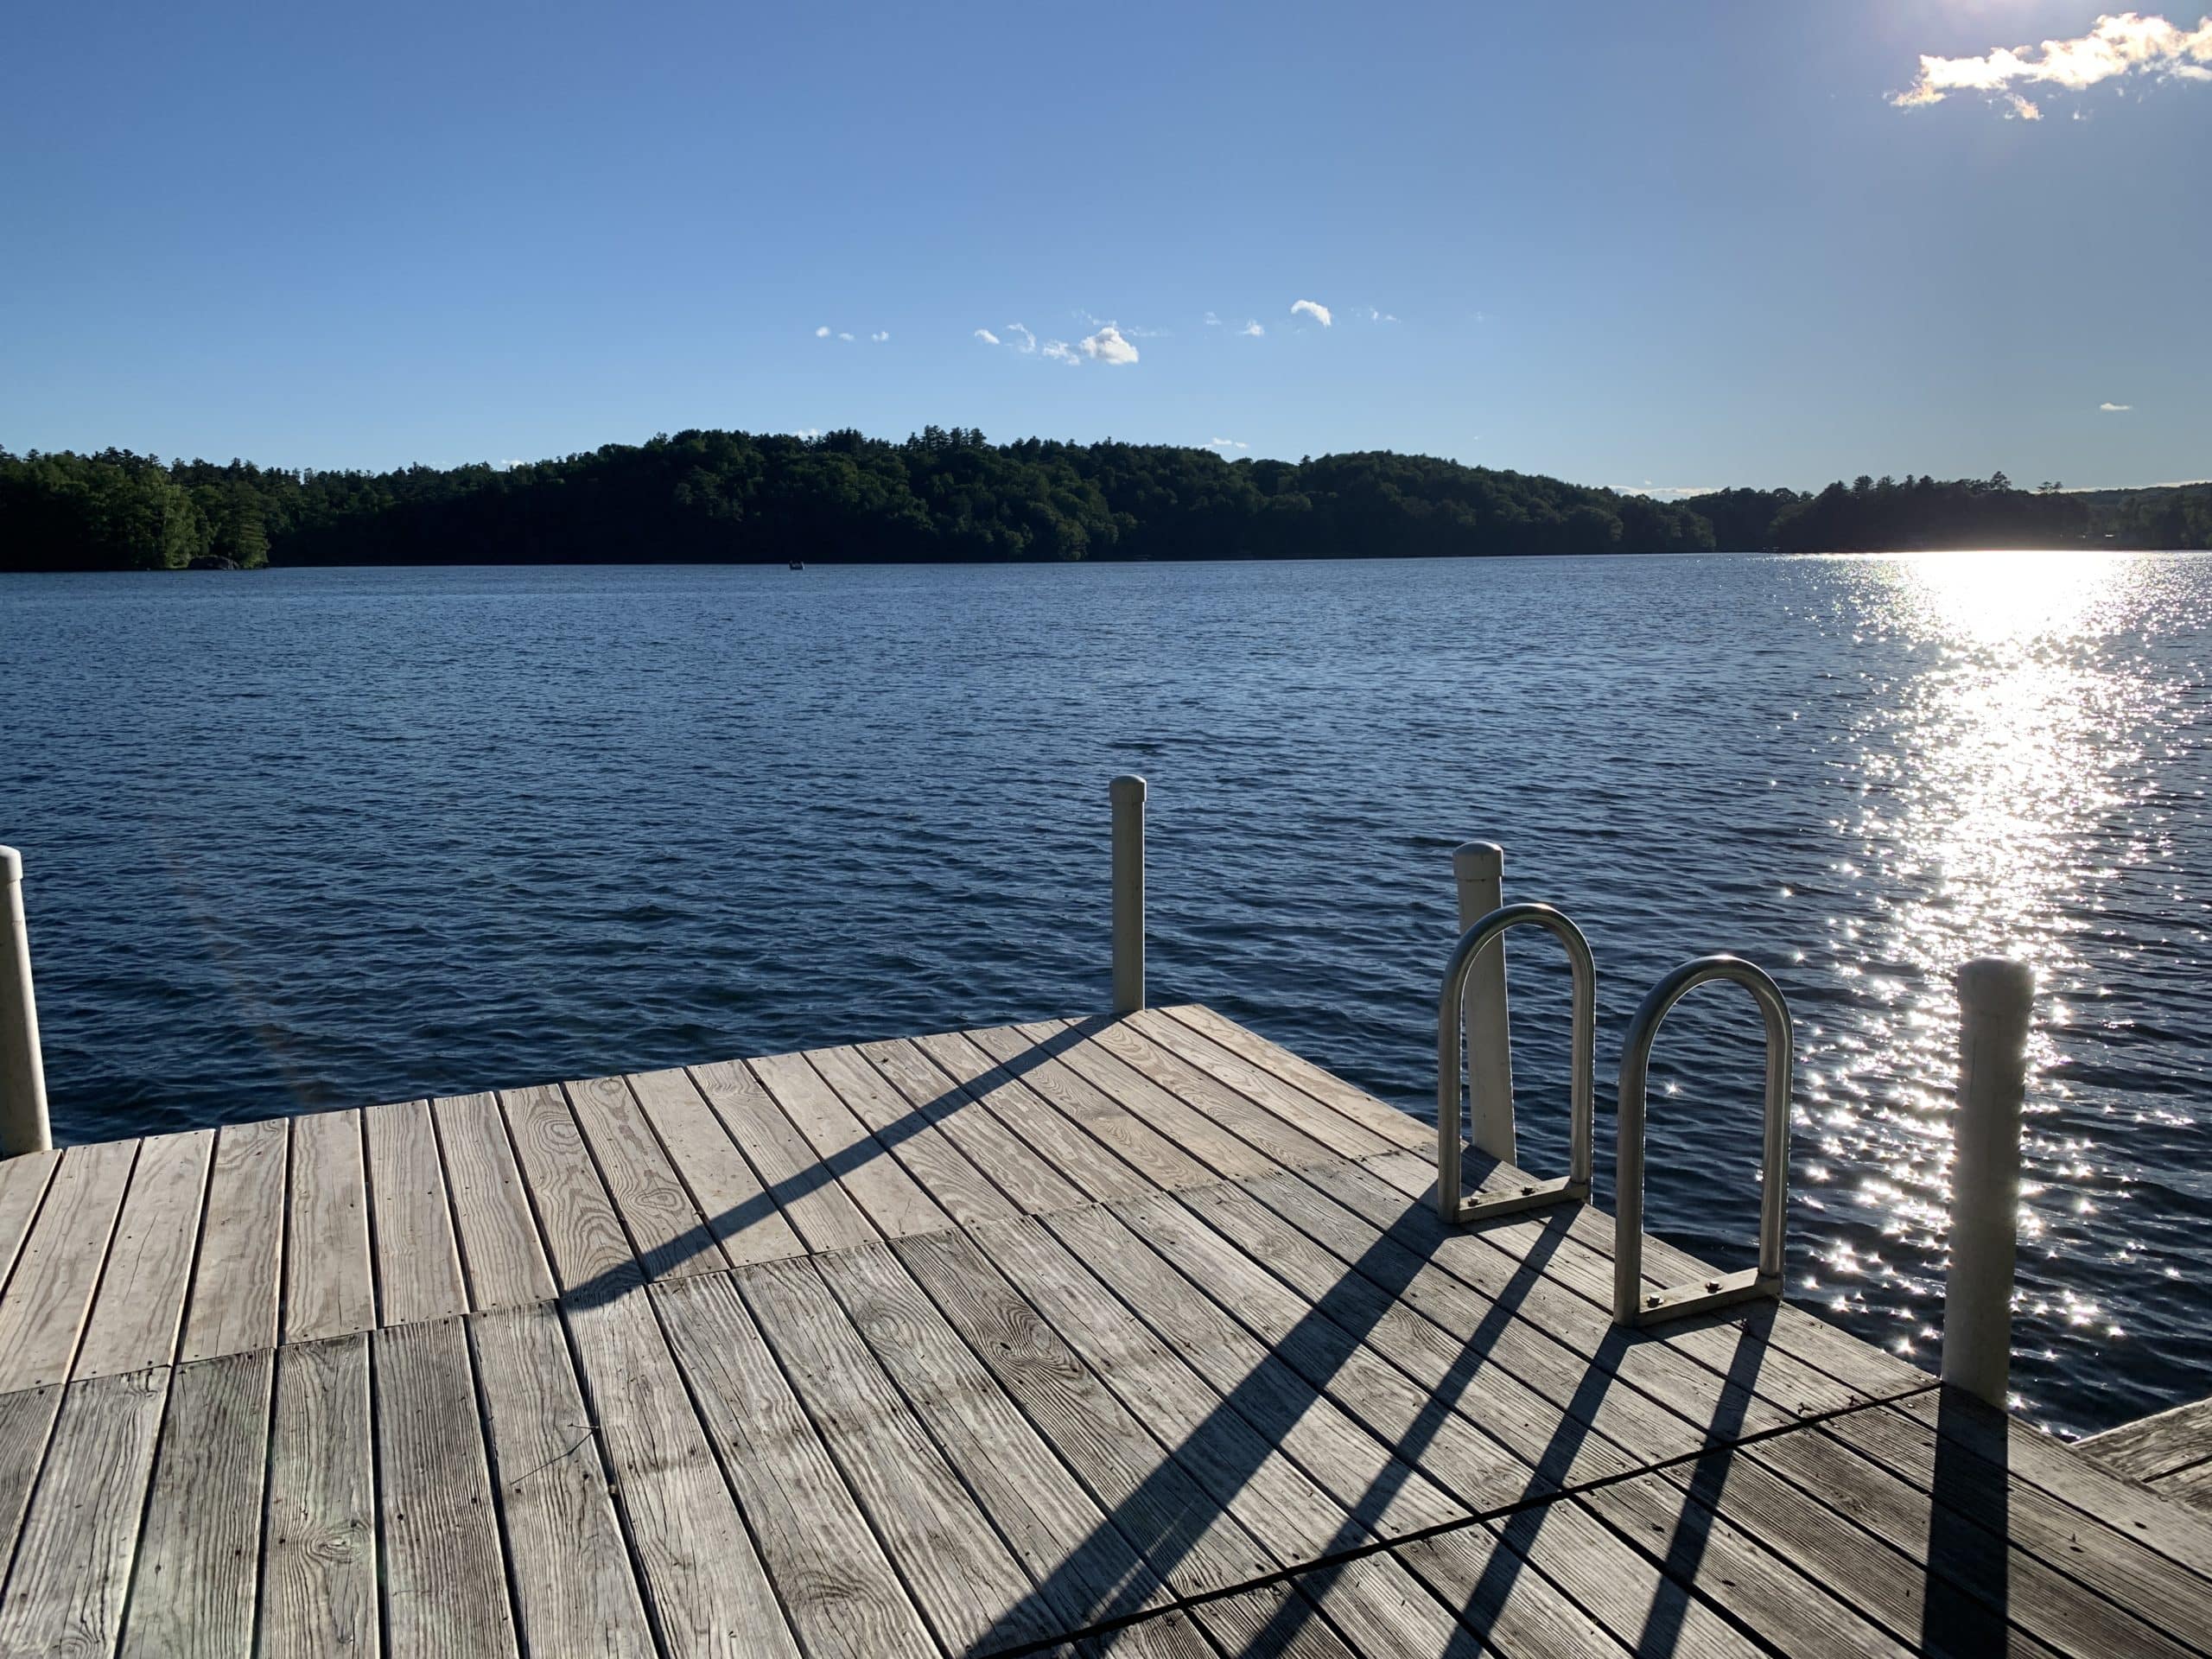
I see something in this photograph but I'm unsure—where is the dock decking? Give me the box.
[0,1002,2206,1656]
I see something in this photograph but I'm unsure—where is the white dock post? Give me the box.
[1110,776,1147,1014]
[1451,842,1516,1162]
[1942,957,2034,1408]
[0,849,52,1158]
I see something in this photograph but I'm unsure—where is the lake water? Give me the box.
[3,553,2208,1437]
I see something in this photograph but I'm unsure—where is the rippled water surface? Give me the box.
[4,555,2207,1435]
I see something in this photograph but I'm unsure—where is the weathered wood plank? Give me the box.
[121,1350,275,1659]
[1066,1015,1344,1173]
[284,1109,374,1344]
[75,1128,213,1379]
[1157,1004,1431,1152]
[181,1117,288,1363]
[1187,1581,1365,1659]
[562,1282,800,1659]
[375,1316,519,1657]
[1122,1009,1399,1162]
[817,1239,1174,1630]
[688,1058,878,1253]
[0,1367,169,1656]
[2080,1394,2212,1483]
[432,1091,556,1311]
[260,1332,377,1657]
[969,1214,1360,1569]
[470,1301,656,1659]
[364,1098,467,1326]
[1261,1552,1491,1659]
[1044,1202,1467,1541]
[1014,1020,1284,1182]
[893,1227,1274,1600]
[652,1272,938,1659]
[808,1042,1020,1227]
[963,1024,1219,1193]
[739,1252,1050,1655]
[0,1148,60,1288]
[0,1138,138,1393]
[912,1030,1154,1204]
[627,1065,805,1268]
[1392,1521,1631,1659]
[566,1073,728,1280]
[0,1386,60,1570]
[1113,1185,1574,1516]
[1497,1495,1764,1657]
[499,1083,636,1294]
[751,1050,950,1239]
[861,1036,1096,1211]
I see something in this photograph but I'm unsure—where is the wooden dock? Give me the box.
[0,1002,2206,1656]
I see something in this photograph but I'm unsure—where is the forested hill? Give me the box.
[2,432,2206,571]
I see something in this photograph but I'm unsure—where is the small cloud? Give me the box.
[1291,299,1332,327]
[1364,306,1400,322]
[837,332,854,341]
[1080,325,1140,365]
[1206,437,1249,451]
[1239,320,1264,337]
[814,326,831,338]
[1203,311,1223,327]
[1006,322,1037,354]
[1041,340,1080,365]
[871,330,890,342]
[1613,481,1722,499]
[974,327,1001,346]
[1891,11,2212,117]
[2100,401,2133,411]
[796,427,823,439]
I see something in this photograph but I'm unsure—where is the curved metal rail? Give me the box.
[1437,903,1596,1224]
[1611,954,1792,1327]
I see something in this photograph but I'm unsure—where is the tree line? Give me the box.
[2,432,2205,571]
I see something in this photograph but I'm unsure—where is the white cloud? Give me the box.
[796,427,823,439]
[1613,482,1722,499]
[1364,306,1400,322]
[1291,299,1332,327]
[1206,437,1249,451]
[1203,311,1223,327]
[1006,322,1037,354]
[1239,320,1264,337]
[871,330,889,342]
[974,328,1001,346]
[837,332,854,341]
[814,326,831,338]
[1893,12,2212,114]
[1041,340,1080,365]
[2101,401,2133,411]
[1080,325,1140,365]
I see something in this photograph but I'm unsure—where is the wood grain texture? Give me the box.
[1392,1522,1630,1659]
[859,1037,1096,1212]
[498,1083,637,1295]
[909,1030,1146,1205]
[0,1384,60,1568]
[806,1042,1019,1228]
[365,1099,468,1326]
[687,1058,877,1254]
[1188,1582,1364,1659]
[1062,1016,1342,1174]
[751,1050,949,1239]
[963,1024,1217,1194]
[0,1367,169,1655]
[121,1351,275,1659]
[260,1332,377,1657]
[739,1251,1050,1656]
[284,1109,374,1344]
[1155,1004,1432,1153]
[817,1239,1173,1630]
[431,1091,555,1312]
[1016,1019,1284,1182]
[375,1316,518,1657]
[653,1272,938,1659]
[75,1128,213,1379]
[0,1149,60,1288]
[181,1116,288,1363]
[1125,1010,1399,1162]
[565,1073,728,1281]
[0,1137,138,1393]
[2078,1392,2212,1483]
[562,1281,800,1659]
[626,1065,804,1268]
[470,1301,657,1659]
[893,1227,1274,1601]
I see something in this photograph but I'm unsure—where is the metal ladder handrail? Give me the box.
[1611,953,1792,1326]
[1437,903,1596,1225]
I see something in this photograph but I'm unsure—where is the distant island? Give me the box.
[3,429,2206,571]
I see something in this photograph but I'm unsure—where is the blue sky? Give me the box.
[3,1,2205,490]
